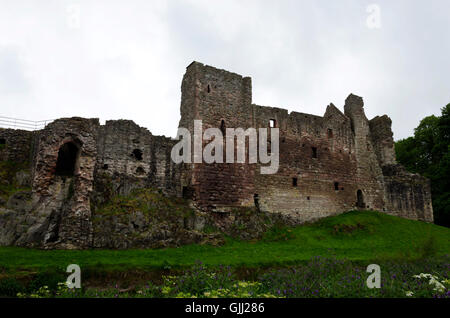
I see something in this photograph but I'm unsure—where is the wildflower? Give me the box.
[405,291,414,297]
[161,286,172,295]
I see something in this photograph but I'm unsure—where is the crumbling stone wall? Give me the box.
[0,116,182,248]
[369,115,396,166]
[94,120,180,200]
[0,128,34,164]
[30,118,99,248]
[251,104,360,222]
[382,164,433,221]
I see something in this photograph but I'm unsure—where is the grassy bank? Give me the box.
[0,210,449,273]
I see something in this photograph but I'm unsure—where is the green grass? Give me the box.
[0,210,449,274]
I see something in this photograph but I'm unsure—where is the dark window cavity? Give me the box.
[312,147,317,158]
[131,149,143,161]
[182,186,194,200]
[356,189,365,208]
[334,182,339,190]
[327,128,333,138]
[292,177,298,187]
[254,194,260,211]
[220,120,226,135]
[136,166,145,175]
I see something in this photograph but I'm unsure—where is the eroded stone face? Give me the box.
[0,62,434,249]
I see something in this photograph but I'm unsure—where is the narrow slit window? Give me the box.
[292,177,298,187]
[312,147,317,158]
[327,128,333,138]
[334,182,339,190]
[220,120,226,135]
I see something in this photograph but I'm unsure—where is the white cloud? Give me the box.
[0,0,449,139]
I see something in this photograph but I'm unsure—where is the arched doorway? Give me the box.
[356,189,365,209]
[55,142,80,176]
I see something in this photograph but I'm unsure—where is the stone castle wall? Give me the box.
[0,61,434,248]
[179,62,433,223]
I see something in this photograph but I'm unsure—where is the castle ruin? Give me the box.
[0,62,433,249]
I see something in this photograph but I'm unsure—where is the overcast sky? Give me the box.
[0,0,449,140]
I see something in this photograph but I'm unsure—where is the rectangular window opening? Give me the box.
[269,119,276,128]
[327,128,333,138]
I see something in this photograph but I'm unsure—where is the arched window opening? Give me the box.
[136,166,145,175]
[312,147,318,158]
[356,189,365,208]
[334,182,339,190]
[131,149,143,161]
[55,142,79,176]
[292,177,298,187]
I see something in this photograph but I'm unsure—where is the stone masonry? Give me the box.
[0,61,433,249]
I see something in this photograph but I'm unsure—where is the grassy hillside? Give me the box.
[0,210,449,273]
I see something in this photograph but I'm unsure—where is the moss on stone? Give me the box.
[0,161,31,206]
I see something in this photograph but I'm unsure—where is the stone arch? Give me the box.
[356,189,365,208]
[55,141,80,176]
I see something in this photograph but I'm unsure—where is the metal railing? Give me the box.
[0,116,54,131]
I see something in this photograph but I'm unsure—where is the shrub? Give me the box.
[28,271,66,293]
[0,277,25,297]
[169,261,236,296]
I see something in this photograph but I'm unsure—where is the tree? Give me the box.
[395,105,450,227]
